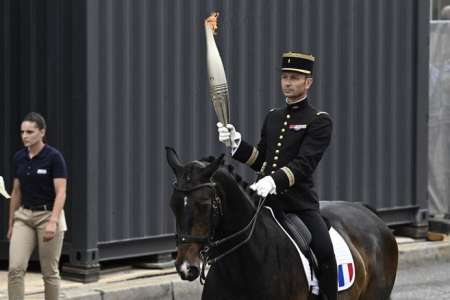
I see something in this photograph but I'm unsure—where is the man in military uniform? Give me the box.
[217,52,337,300]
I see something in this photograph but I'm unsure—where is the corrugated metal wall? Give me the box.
[85,0,429,238]
[0,0,86,257]
[1,0,428,267]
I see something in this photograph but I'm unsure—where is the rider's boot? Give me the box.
[317,259,337,300]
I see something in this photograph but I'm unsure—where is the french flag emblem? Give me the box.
[338,263,354,288]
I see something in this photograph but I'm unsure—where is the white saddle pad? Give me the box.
[265,207,355,295]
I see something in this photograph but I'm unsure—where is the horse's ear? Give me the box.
[201,154,225,178]
[165,146,184,176]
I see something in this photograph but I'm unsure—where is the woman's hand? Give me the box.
[7,226,13,240]
[43,220,57,242]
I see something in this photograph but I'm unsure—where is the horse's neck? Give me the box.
[209,172,307,294]
[213,205,294,285]
[213,171,256,236]
[213,171,274,261]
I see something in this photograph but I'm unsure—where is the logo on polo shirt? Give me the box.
[37,169,48,175]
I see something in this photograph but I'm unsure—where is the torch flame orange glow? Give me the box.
[205,12,219,34]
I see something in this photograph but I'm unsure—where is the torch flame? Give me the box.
[205,12,219,34]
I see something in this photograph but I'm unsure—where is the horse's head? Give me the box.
[166,147,224,281]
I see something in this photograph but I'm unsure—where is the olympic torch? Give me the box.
[205,12,230,127]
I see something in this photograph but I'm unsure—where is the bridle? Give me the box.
[172,179,267,284]
[172,180,222,245]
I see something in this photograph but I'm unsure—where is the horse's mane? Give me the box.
[199,155,257,198]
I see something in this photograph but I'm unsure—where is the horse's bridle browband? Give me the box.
[172,179,267,284]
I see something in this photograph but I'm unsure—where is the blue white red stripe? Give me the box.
[338,263,354,288]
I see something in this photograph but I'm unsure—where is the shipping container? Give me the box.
[0,0,429,281]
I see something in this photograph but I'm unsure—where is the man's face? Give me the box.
[281,71,313,101]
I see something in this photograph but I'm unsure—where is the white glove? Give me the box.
[250,176,276,198]
[217,122,241,149]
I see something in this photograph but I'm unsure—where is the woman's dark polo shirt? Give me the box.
[14,144,67,207]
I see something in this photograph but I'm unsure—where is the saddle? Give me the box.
[282,213,331,251]
[281,213,319,274]
[267,208,355,293]
[283,214,312,252]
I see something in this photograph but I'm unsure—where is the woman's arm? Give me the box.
[43,178,66,242]
[8,179,22,240]
[49,178,66,223]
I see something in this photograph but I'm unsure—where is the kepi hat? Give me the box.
[281,52,315,75]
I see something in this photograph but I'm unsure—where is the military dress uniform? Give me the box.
[232,99,331,213]
[229,52,337,300]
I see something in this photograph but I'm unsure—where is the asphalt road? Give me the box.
[391,261,450,300]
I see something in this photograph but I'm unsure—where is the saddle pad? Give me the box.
[265,207,355,294]
[330,227,355,291]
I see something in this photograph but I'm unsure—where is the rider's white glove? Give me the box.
[217,122,241,150]
[250,176,277,198]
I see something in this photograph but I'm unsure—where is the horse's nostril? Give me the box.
[188,266,200,278]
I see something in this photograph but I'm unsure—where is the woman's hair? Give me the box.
[22,112,47,130]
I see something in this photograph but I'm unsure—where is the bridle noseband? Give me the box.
[172,179,267,284]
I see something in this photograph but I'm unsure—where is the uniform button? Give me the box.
[279,135,284,139]
[274,156,279,160]
[28,166,31,169]
[281,128,285,132]
[277,142,282,147]
[271,171,275,174]
[272,163,277,168]
[26,173,30,176]
[286,114,291,119]
[275,150,280,154]
[284,121,288,125]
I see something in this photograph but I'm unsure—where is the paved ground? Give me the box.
[0,236,448,299]
[392,260,450,300]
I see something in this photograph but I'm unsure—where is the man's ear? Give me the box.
[306,77,313,89]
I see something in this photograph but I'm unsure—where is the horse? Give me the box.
[166,147,398,300]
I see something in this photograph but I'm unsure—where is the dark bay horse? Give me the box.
[166,148,398,300]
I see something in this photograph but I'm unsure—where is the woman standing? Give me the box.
[7,112,67,300]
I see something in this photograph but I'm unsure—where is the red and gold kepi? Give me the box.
[281,52,315,75]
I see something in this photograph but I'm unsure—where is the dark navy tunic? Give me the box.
[14,144,68,207]
[232,99,332,212]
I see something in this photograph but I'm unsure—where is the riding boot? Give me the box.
[317,260,337,300]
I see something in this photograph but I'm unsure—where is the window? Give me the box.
[431,0,450,20]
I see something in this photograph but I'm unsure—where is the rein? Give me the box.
[173,180,267,284]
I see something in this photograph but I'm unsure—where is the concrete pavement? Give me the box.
[0,235,448,300]
[0,263,202,300]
